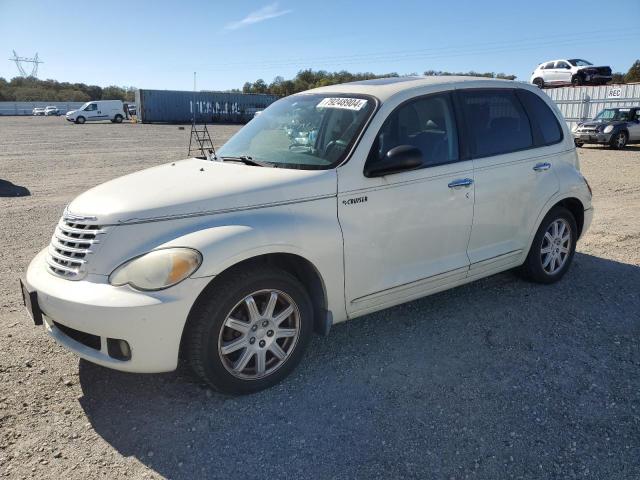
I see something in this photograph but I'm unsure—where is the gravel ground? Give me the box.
[1,116,639,480]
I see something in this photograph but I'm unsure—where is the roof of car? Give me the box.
[305,75,517,102]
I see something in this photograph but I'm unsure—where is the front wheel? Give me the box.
[75,116,85,124]
[520,207,577,284]
[610,131,627,150]
[571,75,584,87]
[185,266,313,394]
[533,78,544,89]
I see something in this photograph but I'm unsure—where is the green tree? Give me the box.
[625,60,640,83]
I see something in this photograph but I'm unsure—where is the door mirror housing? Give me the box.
[364,145,423,178]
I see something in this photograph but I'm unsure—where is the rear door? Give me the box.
[457,88,560,275]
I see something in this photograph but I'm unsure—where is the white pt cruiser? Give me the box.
[22,77,593,394]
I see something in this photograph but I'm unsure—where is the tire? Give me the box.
[519,206,577,284]
[114,114,123,123]
[571,75,584,87]
[75,116,85,124]
[184,265,313,394]
[574,139,584,148]
[610,131,627,150]
[533,78,544,89]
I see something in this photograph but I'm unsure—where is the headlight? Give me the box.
[603,125,614,134]
[109,248,202,291]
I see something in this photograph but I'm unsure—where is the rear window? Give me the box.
[459,90,533,157]
[516,90,563,146]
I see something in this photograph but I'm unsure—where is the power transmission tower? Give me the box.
[9,50,44,77]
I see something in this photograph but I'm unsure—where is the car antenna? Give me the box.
[187,71,218,161]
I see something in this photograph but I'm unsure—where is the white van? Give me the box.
[65,100,126,124]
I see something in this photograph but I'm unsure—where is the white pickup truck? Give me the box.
[22,76,593,394]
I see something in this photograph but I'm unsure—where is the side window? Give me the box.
[544,62,555,69]
[368,94,459,168]
[84,103,97,111]
[555,61,570,69]
[459,90,533,157]
[517,90,563,145]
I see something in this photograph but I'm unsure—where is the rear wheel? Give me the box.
[75,116,85,124]
[520,207,577,284]
[610,131,627,150]
[185,265,313,394]
[114,114,123,123]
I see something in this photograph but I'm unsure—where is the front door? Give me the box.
[339,93,474,317]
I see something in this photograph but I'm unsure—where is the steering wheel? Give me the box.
[323,139,348,157]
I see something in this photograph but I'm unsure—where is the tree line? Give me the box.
[242,61,640,96]
[240,69,518,95]
[0,76,136,102]
[1,60,638,102]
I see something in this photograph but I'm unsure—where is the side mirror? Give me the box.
[364,145,423,178]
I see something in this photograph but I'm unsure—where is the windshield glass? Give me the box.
[568,59,593,67]
[217,94,376,169]
[594,109,631,121]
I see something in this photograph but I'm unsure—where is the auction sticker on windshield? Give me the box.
[317,98,368,111]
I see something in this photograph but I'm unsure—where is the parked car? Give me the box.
[65,100,126,124]
[573,106,640,149]
[44,106,60,116]
[530,59,612,88]
[21,77,593,394]
[32,107,45,116]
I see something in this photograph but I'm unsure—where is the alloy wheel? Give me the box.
[217,289,300,380]
[540,218,571,275]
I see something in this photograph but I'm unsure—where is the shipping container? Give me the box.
[135,89,279,124]
[543,83,640,129]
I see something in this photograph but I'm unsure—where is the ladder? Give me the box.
[188,123,216,159]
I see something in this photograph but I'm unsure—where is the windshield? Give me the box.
[217,94,376,169]
[594,109,631,121]
[568,59,593,67]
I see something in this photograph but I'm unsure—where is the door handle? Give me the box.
[448,178,474,189]
[533,162,551,172]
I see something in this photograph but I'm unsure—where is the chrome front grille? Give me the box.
[46,217,106,279]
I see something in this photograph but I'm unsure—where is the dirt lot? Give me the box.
[1,116,639,479]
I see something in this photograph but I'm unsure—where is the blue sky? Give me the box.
[1,0,639,91]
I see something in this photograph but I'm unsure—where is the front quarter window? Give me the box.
[216,94,375,169]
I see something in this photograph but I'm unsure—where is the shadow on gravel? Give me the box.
[0,179,30,197]
[78,253,640,479]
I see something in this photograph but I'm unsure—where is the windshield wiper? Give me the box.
[218,155,275,168]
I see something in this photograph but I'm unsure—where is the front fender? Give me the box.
[159,206,347,323]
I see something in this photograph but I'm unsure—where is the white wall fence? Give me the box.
[544,83,640,129]
[0,101,85,116]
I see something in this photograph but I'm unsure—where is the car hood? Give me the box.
[579,120,625,128]
[67,158,337,225]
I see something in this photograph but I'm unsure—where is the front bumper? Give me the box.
[573,131,612,144]
[24,249,212,373]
